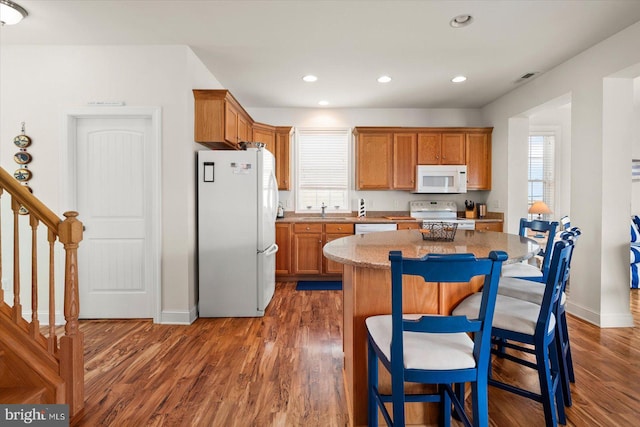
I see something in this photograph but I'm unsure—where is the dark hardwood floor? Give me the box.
[71,284,640,426]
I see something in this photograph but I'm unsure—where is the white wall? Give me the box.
[248,107,488,213]
[482,21,640,327]
[632,77,640,213]
[0,45,223,324]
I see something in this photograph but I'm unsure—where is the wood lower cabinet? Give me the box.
[324,223,354,274]
[275,223,291,275]
[290,222,355,276]
[475,221,503,232]
[292,223,323,275]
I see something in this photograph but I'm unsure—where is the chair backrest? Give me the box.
[388,250,508,372]
[519,218,559,278]
[559,226,581,287]
[535,239,575,337]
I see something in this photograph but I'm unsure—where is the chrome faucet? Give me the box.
[321,202,327,218]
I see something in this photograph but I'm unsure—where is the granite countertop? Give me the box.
[277,211,503,223]
[323,228,538,270]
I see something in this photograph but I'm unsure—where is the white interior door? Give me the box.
[75,116,155,318]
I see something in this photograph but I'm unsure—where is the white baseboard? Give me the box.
[160,306,197,325]
[566,301,634,328]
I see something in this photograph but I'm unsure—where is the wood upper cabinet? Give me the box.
[393,133,417,190]
[193,90,253,149]
[275,127,292,190]
[355,131,393,190]
[252,122,276,153]
[275,223,291,275]
[417,132,465,165]
[355,126,492,192]
[465,132,492,190]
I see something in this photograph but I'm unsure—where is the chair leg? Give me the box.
[560,310,575,383]
[391,367,406,427]
[535,343,558,427]
[555,314,572,407]
[472,378,489,427]
[441,385,452,427]
[367,341,379,427]
[550,339,567,425]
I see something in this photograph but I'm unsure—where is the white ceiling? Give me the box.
[3,0,640,109]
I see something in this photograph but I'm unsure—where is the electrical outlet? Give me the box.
[394,200,400,209]
[491,200,500,210]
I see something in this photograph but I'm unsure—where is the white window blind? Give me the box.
[296,128,350,213]
[528,133,555,219]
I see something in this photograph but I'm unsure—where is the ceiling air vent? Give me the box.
[515,71,540,84]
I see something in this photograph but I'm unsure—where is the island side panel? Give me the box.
[344,264,440,426]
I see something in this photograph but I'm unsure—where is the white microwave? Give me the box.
[414,165,467,193]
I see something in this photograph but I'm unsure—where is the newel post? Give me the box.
[58,211,85,416]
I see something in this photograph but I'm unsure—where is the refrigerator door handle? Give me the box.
[259,243,279,255]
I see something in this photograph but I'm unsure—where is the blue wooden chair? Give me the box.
[366,250,507,427]
[559,215,571,231]
[501,218,559,282]
[496,227,581,408]
[454,238,574,427]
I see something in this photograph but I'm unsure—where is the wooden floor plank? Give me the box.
[71,284,640,426]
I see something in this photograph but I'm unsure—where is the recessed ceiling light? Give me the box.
[302,75,318,82]
[318,100,329,106]
[377,75,392,83]
[450,14,473,28]
[451,75,467,83]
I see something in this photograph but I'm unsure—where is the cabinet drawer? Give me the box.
[325,223,354,234]
[397,222,420,230]
[293,223,323,233]
[475,222,502,232]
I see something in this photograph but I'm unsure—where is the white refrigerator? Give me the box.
[197,147,279,317]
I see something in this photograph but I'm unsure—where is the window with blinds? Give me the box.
[295,128,350,213]
[528,132,555,219]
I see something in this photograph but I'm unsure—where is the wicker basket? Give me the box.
[420,222,458,241]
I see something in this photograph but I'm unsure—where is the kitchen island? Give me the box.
[323,229,539,426]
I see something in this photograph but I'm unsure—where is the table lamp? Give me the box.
[528,201,552,220]
[529,201,551,237]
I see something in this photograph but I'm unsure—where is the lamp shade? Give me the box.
[528,201,552,215]
[0,0,28,25]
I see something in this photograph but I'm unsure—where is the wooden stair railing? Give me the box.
[0,167,83,415]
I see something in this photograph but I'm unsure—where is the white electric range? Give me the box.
[409,200,476,230]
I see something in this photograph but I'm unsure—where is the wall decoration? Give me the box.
[13,151,32,164]
[13,122,33,215]
[14,168,32,182]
